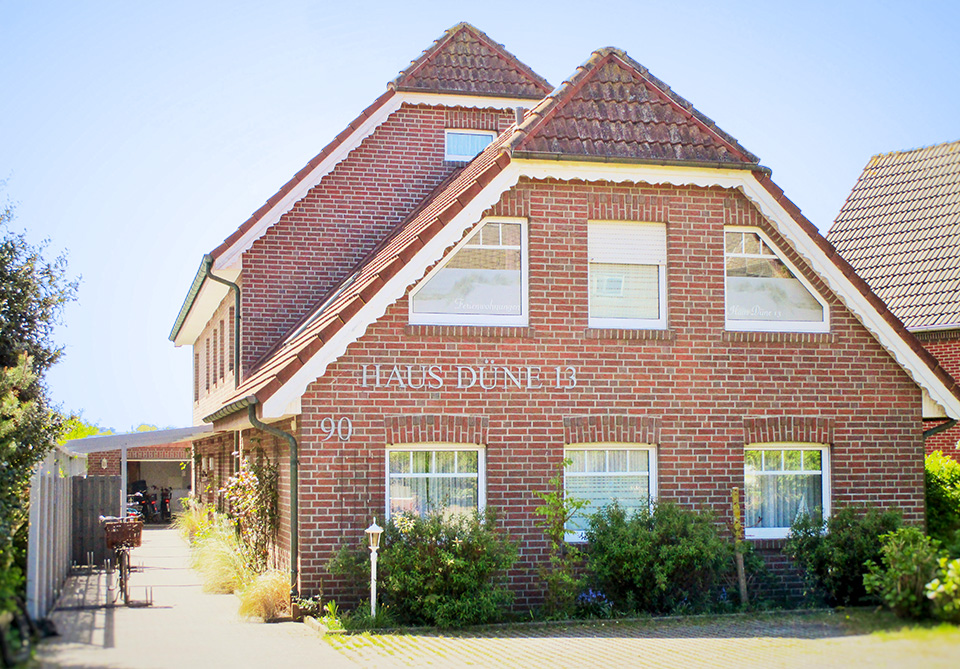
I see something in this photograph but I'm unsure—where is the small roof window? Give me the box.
[445,129,496,161]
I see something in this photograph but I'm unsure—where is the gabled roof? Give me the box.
[170,24,551,345]
[390,22,551,100]
[509,48,760,166]
[828,139,960,330]
[202,47,960,425]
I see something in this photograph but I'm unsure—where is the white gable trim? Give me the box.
[214,92,528,272]
[173,268,239,346]
[260,163,523,419]
[259,159,960,421]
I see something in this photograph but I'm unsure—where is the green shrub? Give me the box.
[378,508,517,628]
[926,556,960,623]
[864,527,943,619]
[533,459,590,618]
[785,506,901,606]
[925,451,960,556]
[585,501,733,615]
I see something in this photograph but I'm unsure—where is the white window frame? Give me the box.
[385,443,486,519]
[444,129,497,161]
[744,442,831,540]
[563,443,658,542]
[408,216,529,327]
[588,221,668,330]
[724,226,830,334]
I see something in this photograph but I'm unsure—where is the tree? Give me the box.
[0,191,77,616]
[60,414,114,443]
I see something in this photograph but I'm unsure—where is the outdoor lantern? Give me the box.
[365,519,383,615]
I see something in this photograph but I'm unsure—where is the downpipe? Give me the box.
[246,400,300,606]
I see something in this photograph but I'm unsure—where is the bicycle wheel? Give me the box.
[118,550,130,605]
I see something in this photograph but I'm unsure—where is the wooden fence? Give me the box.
[71,475,121,566]
[25,448,89,620]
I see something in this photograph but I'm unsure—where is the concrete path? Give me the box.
[37,527,960,668]
[36,526,354,669]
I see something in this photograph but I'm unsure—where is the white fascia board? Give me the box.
[260,163,523,419]
[172,268,240,346]
[923,388,948,419]
[214,92,527,273]
[398,91,538,111]
[64,425,214,454]
[515,159,960,420]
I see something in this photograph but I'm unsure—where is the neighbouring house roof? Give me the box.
[170,23,552,345]
[390,22,552,99]
[202,47,960,424]
[828,140,960,331]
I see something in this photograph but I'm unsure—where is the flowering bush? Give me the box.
[220,449,279,571]
[926,557,960,623]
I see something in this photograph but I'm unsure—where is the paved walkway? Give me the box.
[37,528,960,668]
[37,526,352,668]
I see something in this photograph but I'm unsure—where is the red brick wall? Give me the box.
[919,331,960,460]
[288,179,925,606]
[86,443,191,476]
[240,105,514,374]
[193,433,236,509]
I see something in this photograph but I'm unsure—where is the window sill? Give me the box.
[405,325,536,338]
[723,330,833,344]
[584,328,675,341]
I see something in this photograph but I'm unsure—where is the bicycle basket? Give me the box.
[104,519,143,549]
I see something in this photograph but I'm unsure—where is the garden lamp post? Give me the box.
[365,519,383,616]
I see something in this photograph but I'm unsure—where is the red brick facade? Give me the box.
[240,105,514,374]
[918,330,960,460]
[288,180,925,606]
[87,443,191,476]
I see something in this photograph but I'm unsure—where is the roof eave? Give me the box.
[511,150,770,174]
[169,255,212,342]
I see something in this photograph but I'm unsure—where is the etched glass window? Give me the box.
[411,220,525,326]
[725,230,826,330]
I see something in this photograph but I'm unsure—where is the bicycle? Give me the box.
[100,516,143,605]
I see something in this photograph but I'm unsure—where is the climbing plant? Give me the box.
[220,448,280,571]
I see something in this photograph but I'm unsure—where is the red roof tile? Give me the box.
[829,140,960,330]
[391,23,551,100]
[509,49,759,165]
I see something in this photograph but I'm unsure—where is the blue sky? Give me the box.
[2,1,958,431]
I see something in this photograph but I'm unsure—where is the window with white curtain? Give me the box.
[444,129,496,161]
[588,221,667,329]
[564,444,657,541]
[386,446,485,518]
[724,227,828,332]
[744,443,830,539]
[409,218,528,326]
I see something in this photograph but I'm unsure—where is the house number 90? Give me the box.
[320,417,353,441]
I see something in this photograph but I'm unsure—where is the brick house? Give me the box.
[829,140,960,461]
[170,24,960,606]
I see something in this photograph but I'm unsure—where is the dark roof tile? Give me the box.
[391,23,551,99]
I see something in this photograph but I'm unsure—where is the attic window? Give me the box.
[445,130,496,161]
[588,221,667,329]
[724,228,828,333]
[409,218,528,327]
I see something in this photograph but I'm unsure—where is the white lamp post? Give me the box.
[365,519,383,616]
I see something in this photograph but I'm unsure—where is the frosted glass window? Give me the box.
[725,230,826,330]
[745,446,828,538]
[445,130,496,161]
[564,447,655,539]
[388,448,482,517]
[411,220,526,326]
[589,222,667,328]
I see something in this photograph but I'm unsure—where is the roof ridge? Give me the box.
[507,47,760,165]
[870,138,960,163]
[389,22,552,97]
